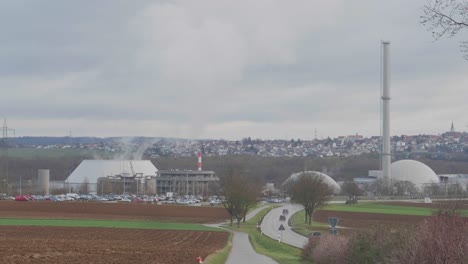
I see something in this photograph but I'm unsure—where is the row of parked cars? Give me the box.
[2,193,226,206]
[6,193,159,203]
[266,197,290,203]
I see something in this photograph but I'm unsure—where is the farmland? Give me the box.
[0,201,230,264]
[0,201,230,223]
[291,200,468,235]
[0,226,228,264]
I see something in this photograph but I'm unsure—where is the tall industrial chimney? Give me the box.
[381,41,391,182]
[198,152,202,171]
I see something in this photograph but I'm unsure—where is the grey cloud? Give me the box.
[0,0,467,139]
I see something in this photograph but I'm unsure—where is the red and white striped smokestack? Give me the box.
[198,152,202,171]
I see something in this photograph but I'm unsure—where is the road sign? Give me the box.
[328,217,340,228]
[278,224,285,231]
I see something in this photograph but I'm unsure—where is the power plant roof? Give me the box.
[65,160,158,184]
[390,159,440,188]
[283,171,340,193]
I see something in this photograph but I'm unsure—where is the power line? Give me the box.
[1,118,16,195]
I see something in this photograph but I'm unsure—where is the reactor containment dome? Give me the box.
[390,160,440,189]
[283,171,340,193]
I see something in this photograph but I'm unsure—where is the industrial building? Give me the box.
[64,160,158,194]
[154,152,219,197]
[60,153,220,197]
[156,170,217,197]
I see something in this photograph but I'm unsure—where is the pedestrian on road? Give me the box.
[196,256,203,264]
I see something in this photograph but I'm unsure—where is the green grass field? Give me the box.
[0,218,221,231]
[289,202,468,238]
[322,202,468,216]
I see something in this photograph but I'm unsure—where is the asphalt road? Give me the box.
[207,204,278,264]
[225,230,278,264]
[260,204,308,249]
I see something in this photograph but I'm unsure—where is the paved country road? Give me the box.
[260,204,308,249]
[225,231,278,264]
[207,204,278,264]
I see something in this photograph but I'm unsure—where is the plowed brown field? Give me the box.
[313,210,426,229]
[314,201,468,229]
[0,201,230,264]
[0,201,229,223]
[0,226,228,264]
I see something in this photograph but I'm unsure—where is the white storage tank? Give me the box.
[38,169,50,195]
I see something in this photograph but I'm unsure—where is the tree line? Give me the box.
[2,154,468,186]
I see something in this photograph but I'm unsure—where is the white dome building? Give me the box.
[390,160,440,189]
[283,171,340,193]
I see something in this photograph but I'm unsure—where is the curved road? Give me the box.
[260,204,308,249]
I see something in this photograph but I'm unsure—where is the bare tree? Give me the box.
[220,165,261,227]
[370,177,393,196]
[341,181,362,203]
[421,0,468,59]
[392,180,417,196]
[284,172,334,225]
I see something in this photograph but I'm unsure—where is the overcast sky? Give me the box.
[1,0,467,140]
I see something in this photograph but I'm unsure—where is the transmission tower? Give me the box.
[1,118,15,195]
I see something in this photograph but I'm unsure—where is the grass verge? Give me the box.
[0,218,221,231]
[289,210,329,237]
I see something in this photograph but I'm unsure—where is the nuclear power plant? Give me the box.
[367,42,442,192]
[52,152,219,197]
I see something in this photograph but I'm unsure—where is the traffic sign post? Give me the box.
[328,217,339,228]
[278,224,285,243]
[328,217,340,236]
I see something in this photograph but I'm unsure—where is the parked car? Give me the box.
[14,195,29,201]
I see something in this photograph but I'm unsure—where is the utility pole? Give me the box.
[1,118,15,195]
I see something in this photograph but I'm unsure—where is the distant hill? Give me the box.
[11,136,185,147]
[13,137,105,146]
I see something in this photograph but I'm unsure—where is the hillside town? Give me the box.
[8,125,468,160]
[145,130,468,159]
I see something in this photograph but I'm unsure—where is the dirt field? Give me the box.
[0,202,230,263]
[314,201,468,229]
[314,210,427,229]
[0,201,229,223]
[0,226,228,264]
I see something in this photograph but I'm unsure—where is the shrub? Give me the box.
[345,225,412,264]
[303,234,349,264]
[390,213,468,264]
